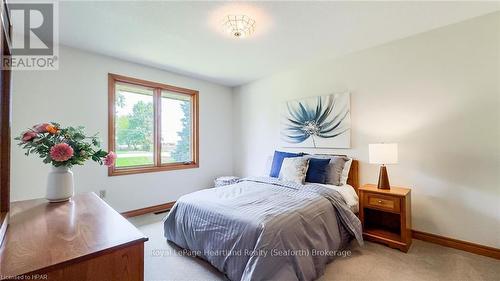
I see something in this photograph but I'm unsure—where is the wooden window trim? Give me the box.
[108,73,199,176]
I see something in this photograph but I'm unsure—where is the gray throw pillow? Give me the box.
[326,156,349,186]
[279,157,310,184]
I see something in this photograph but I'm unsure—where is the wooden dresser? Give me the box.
[359,184,412,252]
[0,193,148,280]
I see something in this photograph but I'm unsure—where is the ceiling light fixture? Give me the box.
[222,15,256,38]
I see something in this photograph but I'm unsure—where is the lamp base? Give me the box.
[377,165,391,189]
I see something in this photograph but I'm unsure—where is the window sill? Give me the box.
[108,162,199,176]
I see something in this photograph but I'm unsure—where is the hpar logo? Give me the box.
[5,0,58,70]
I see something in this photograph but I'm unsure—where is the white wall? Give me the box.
[233,13,500,248]
[11,46,233,212]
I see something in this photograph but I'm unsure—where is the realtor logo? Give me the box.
[4,1,59,70]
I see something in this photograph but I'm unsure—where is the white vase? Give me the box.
[46,166,74,202]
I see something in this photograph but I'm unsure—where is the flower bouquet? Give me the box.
[15,122,116,202]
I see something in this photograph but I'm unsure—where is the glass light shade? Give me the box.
[369,143,398,164]
[222,15,256,38]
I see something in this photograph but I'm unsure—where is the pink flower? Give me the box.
[21,131,37,142]
[50,143,74,162]
[103,151,117,166]
[33,123,50,133]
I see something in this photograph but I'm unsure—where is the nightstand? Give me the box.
[359,184,412,252]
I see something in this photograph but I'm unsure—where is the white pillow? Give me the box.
[340,158,353,185]
[279,157,309,184]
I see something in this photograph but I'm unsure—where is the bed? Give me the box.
[164,160,362,281]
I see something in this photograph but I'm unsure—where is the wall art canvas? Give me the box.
[281,93,351,148]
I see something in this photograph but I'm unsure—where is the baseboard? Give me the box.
[121,201,175,218]
[412,230,500,260]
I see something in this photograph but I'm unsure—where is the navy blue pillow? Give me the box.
[269,151,303,178]
[305,158,331,184]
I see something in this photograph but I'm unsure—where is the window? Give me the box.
[108,73,199,176]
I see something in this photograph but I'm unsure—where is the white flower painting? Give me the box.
[281,93,351,148]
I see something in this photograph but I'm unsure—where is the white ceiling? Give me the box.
[56,1,500,87]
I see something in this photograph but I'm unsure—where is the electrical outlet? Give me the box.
[99,190,106,199]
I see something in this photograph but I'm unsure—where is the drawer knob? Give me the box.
[378,200,383,203]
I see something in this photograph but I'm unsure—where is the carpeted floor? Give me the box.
[129,213,500,281]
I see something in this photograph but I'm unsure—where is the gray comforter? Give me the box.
[163,177,363,281]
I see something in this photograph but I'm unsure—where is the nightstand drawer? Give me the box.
[364,193,401,212]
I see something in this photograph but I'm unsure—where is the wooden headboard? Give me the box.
[346,159,359,193]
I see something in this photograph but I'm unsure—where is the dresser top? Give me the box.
[0,192,148,278]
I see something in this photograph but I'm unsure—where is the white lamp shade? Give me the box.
[369,143,398,164]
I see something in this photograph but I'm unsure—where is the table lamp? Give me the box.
[369,143,398,189]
